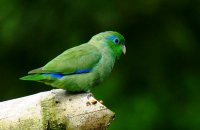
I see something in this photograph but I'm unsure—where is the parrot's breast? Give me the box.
[92,46,116,82]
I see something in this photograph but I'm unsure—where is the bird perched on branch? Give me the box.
[20,31,126,92]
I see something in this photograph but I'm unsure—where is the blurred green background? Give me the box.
[0,0,200,129]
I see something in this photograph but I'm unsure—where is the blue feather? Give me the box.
[106,35,121,44]
[42,69,91,79]
[43,73,63,78]
[74,69,91,74]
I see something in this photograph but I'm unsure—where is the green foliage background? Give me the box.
[0,0,200,129]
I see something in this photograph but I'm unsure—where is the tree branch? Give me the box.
[0,89,115,130]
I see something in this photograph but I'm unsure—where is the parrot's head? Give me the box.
[90,31,126,59]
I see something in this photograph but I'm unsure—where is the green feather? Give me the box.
[42,44,102,74]
[20,74,45,81]
[20,31,126,92]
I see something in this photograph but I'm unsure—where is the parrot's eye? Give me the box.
[113,38,120,44]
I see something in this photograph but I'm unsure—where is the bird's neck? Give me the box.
[89,42,116,59]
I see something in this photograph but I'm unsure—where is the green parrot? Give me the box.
[20,31,126,92]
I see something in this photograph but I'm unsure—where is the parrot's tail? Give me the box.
[20,74,45,81]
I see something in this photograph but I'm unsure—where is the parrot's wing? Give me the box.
[28,44,101,74]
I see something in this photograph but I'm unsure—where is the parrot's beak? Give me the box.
[122,44,126,55]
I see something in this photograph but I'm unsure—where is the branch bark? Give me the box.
[0,89,115,130]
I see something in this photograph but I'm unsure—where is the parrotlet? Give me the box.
[20,31,126,92]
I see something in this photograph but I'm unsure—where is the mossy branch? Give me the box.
[0,89,115,130]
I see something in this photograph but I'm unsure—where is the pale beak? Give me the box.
[122,44,126,55]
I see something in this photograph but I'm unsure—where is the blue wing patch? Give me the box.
[42,69,91,79]
[74,69,91,74]
[43,73,63,78]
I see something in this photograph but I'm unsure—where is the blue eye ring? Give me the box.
[107,36,120,44]
[113,38,120,44]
